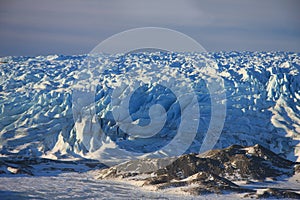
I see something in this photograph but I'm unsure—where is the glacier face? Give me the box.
[0,52,299,162]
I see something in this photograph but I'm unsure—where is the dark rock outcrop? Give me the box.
[0,156,106,175]
[97,144,300,198]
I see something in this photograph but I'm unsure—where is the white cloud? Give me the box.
[0,0,299,56]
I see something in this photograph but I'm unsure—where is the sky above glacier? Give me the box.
[0,0,299,56]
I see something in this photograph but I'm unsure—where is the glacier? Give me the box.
[0,51,300,164]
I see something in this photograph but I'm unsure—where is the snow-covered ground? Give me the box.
[1,170,298,199]
[0,172,181,200]
[0,171,253,200]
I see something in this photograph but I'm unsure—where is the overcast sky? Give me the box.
[0,0,299,56]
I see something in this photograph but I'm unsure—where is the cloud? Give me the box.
[0,0,299,56]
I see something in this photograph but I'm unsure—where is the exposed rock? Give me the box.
[97,144,299,198]
[245,188,300,199]
[203,144,295,181]
[158,171,255,195]
[0,156,106,175]
[0,158,34,175]
[295,164,300,174]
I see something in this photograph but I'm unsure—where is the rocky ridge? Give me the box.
[97,144,300,198]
